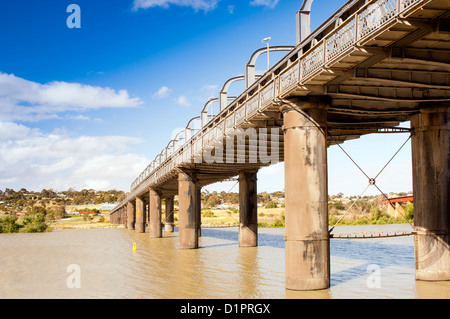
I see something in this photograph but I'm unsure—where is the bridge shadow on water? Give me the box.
[196,227,415,287]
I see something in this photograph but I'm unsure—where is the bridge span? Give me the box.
[110,0,450,291]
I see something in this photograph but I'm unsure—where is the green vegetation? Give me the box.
[0,213,49,233]
[265,201,278,209]
[0,188,125,215]
[1,187,413,231]
[258,212,285,228]
[0,188,125,232]
[202,210,215,218]
[328,195,414,226]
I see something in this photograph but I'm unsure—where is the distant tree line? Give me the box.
[201,190,285,208]
[0,188,126,208]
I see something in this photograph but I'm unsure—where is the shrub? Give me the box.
[404,203,414,221]
[265,201,278,209]
[83,211,92,222]
[19,213,48,233]
[370,207,383,221]
[271,218,285,228]
[202,210,215,218]
[0,215,20,233]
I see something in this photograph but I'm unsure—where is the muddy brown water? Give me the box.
[0,224,448,299]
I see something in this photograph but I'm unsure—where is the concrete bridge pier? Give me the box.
[119,207,123,227]
[411,106,450,281]
[197,187,202,238]
[239,171,258,247]
[164,196,175,233]
[127,201,135,230]
[135,197,146,233]
[121,207,127,229]
[178,171,201,249]
[149,189,163,238]
[282,98,330,291]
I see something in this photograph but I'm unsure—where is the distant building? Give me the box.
[100,204,117,211]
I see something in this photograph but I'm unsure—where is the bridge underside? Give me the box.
[288,3,450,144]
[110,0,450,291]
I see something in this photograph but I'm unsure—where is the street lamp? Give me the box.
[262,37,271,70]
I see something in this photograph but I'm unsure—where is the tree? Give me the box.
[30,206,47,216]
[258,192,271,204]
[0,215,19,233]
[265,201,278,209]
[46,206,65,221]
[83,211,92,222]
[206,194,221,208]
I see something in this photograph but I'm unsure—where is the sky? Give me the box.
[0,0,413,196]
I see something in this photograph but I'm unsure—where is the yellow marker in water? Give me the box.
[132,242,137,252]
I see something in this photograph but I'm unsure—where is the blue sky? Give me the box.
[0,0,413,195]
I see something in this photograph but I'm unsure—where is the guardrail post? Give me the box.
[282,97,330,291]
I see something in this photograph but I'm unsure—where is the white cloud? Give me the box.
[201,84,218,92]
[153,86,173,99]
[133,0,219,12]
[249,0,279,8]
[0,121,149,191]
[0,72,142,122]
[175,95,191,107]
[259,162,283,176]
[0,121,39,141]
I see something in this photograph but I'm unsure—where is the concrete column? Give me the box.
[121,207,126,227]
[122,207,128,229]
[127,201,135,230]
[149,189,162,238]
[135,197,145,233]
[164,196,175,233]
[197,187,202,238]
[411,106,450,281]
[178,171,200,249]
[239,171,258,247]
[282,99,330,291]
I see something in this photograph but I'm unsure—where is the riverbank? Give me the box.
[48,215,124,230]
[48,206,412,230]
[197,206,412,228]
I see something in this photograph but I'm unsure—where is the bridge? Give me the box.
[110,0,450,291]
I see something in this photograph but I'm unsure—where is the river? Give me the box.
[0,224,448,299]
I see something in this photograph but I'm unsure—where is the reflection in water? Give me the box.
[0,225,448,299]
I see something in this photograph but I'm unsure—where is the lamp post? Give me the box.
[262,37,271,70]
